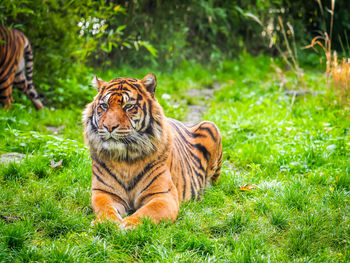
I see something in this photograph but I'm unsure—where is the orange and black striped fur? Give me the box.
[0,26,43,109]
[83,74,222,228]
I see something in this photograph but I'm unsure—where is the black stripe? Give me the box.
[193,143,210,162]
[14,80,25,85]
[197,125,217,142]
[92,168,114,189]
[0,85,10,92]
[0,95,9,99]
[0,29,18,79]
[187,153,200,196]
[140,102,147,128]
[128,83,142,92]
[212,172,220,180]
[172,124,205,171]
[98,86,108,99]
[144,100,155,136]
[138,170,166,196]
[187,144,205,171]
[128,155,167,190]
[173,122,210,162]
[15,70,23,76]
[92,157,128,189]
[92,154,167,191]
[173,138,187,200]
[109,91,122,97]
[89,117,98,133]
[174,135,196,186]
[104,83,120,90]
[107,87,130,93]
[0,67,15,84]
[92,188,129,210]
[195,170,204,184]
[138,187,172,206]
[170,118,205,139]
[0,28,10,68]
[190,179,196,199]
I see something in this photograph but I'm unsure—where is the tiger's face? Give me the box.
[83,74,164,161]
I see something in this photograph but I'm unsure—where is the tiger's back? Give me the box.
[0,26,43,109]
[168,118,222,202]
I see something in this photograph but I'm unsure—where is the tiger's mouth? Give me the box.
[86,120,159,161]
[100,131,139,145]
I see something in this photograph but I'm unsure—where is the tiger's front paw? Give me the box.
[120,216,141,230]
[91,213,122,227]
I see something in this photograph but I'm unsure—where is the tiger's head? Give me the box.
[83,73,165,162]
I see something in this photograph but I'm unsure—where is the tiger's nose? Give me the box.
[103,123,119,132]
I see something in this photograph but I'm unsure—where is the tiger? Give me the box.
[83,73,222,228]
[0,26,44,109]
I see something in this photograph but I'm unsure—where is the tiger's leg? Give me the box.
[91,189,128,224]
[0,74,15,108]
[14,69,43,110]
[121,172,179,228]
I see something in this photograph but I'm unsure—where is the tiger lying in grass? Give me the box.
[83,73,222,228]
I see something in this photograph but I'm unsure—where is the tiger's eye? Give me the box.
[100,103,109,111]
[124,104,134,111]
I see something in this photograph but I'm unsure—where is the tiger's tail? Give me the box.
[24,41,43,110]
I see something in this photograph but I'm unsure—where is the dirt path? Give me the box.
[184,82,221,125]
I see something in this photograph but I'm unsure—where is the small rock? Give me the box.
[161,93,171,100]
[213,82,222,90]
[185,89,214,99]
[47,125,65,134]
[0,152,28,164]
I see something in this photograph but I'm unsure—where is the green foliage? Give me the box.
[1,0,350,109]
[0,55,349,262]
[0,0,155,108]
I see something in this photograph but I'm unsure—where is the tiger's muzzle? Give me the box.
[99,125,133,141]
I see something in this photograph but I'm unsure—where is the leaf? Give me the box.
[239,184,254,191]
[116,25,126,32]
[113,5,121,12]
[134,41,139,51]
[139,41,158,57]
[100,24,109,32]
[122,42,131,48]
[0,214,22,224]
[101,42,109,52]
[244,13,262,26]
[50,159,63,169]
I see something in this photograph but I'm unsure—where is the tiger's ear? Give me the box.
[92,75,106,91]
[141,73,157,97]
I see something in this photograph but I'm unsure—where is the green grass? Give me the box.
[0,54,349,262]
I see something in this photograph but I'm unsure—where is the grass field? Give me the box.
[0,54,349,262]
